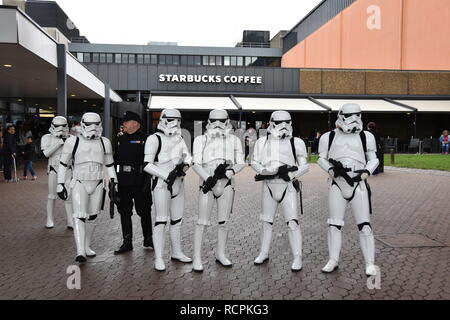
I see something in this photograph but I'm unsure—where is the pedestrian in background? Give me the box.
[367,122,383,174]
[21,136,37,180]
[439,130,449,155]
[2,125,17,182]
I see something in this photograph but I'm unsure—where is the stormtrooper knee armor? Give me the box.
[191,109,245,272]
[251,111,309,271]
[57,112,117,262]
[317,103,379,276]
[144,109,192,271]
[41,116,73,229]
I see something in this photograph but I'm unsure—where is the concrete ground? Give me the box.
[0,161,449,300]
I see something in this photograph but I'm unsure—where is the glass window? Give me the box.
[187,55,194,65]
[99,53,106,63]
[252,56,257,64]
[173,55,180,65]
[194,56,201,65]
[137,54,144,64]
[151,54,157,64]
[144,54,150,64]
[83,53,91,63]
[106,53,113,63]
[180,55,188,65]
[166,55,173,64]
[122,54,129,64]
[129,54,135,64]
[230,56,237,66]
[223,56,230,66]
[159,55,166,65]
[245,56,252,66]
[115,53,121,63]
[92,53,99,63]
[237,56,243,66]
[76,52,83,62]
[202,56,209,65]
[209,56,215,66]
[216,56,222,66]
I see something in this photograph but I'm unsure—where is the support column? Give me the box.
[103,83,110,138]
[56,44,67,117]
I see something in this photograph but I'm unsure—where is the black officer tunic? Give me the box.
[114,130,152,242]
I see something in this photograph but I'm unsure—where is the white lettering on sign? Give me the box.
[158,74,263,84]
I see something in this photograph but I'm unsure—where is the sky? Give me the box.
[45,0,322,47]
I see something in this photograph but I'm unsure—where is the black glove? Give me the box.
[57,183,68,201]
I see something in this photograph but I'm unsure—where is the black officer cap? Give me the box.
[122,111,141,124]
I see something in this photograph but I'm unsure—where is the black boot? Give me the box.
[141,214,153,249]
[114,238,133,255]
[143,237,153,249]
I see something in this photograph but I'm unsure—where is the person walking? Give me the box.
[2,125,17,182]
[21,136,37,180]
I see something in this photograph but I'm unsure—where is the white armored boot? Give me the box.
[359,224,377,276]
[322,226,342,273]
[153,223,166,271]
[46,198,55,228]
[84,220,96,257]
[170,222,192,263]
[192,224,205,272]
[287,221,302,271]
[254,222,272,264]
[215,225,232,267]
[65,200,73,230]
[73,218,86,262]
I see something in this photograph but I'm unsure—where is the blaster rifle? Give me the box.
[165,163,189,194]
[254,164,298,182]
[202,162,229,194]
[328,158,354,187]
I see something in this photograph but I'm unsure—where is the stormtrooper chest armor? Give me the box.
[259,137,296,167]
[155,134,185,165]
[47,135,64,166]
[328,131,366,165]
[201,135,236,164]
[73,138,105,165]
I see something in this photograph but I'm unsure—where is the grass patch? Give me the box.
[307,154,450,171]
[384,154,450,171]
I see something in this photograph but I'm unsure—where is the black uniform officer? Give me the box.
[114,111,153,254]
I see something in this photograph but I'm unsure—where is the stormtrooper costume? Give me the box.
[251,111,308,271]
[144,109,192,271]
[40,116,73,229]
[191,109,245,272]
[317,103,379,276]
[57,112,117,262]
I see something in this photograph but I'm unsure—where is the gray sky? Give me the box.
[51,0,322,47]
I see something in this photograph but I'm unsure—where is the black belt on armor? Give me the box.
[116,164,144,173]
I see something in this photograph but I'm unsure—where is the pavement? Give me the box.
[0,161,449,300]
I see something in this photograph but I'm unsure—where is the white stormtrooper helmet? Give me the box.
[268,110,293,139]
[49,116,69,138]
[81,112,102,139]
[206,109,232,138]
[157,108,182,136]
[336,103,363,134]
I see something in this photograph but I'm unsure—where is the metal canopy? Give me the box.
[315,99,412,112]
[148,95,238,110]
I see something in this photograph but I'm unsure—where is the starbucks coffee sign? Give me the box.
[158,74,263,84]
